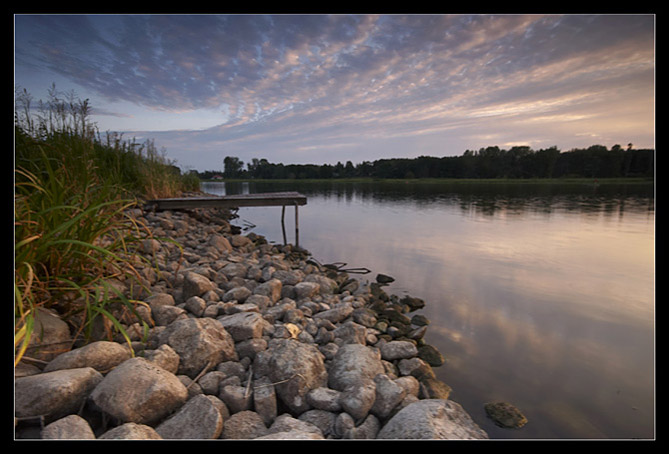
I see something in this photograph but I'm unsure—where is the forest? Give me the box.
[196,144,654,181]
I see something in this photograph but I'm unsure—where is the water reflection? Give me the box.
[201,180,654,439]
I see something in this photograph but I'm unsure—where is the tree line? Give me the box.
[196,144,654,180]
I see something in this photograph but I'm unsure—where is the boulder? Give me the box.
[306,387,342,412]
[143,344,180,374]
[370,374,407,419]
[155,394,224,439]
[24,307,71,361]
[313,302,354,324]
[253,278,282,303]
[98,423,162,439]
[40,414,96,440]
[222,410,269,439]
[339,380,377,420]
[15,367,103,422]
[328,344,385,391]
[266,339,328,414]
[217,312,271,342]
[380,340,418,361]
[43,341,131,373]
[377,399,488,439]
[294,281,320,300]
[268,413,323,437]
[252,376,277,426]
[209,234,232,254]
[484,401,528,429]
[88,357,188,425]
[157,318,237,378]
[183,271,216,299]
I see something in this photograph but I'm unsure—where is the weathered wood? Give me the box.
[147,192,307,211]
[147,192,306,247]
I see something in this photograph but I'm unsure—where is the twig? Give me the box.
[187,358,216,389]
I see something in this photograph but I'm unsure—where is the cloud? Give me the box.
[15,14,655,169]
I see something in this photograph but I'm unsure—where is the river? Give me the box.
[201,179,655,439]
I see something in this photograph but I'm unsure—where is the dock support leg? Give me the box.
[281,205,287,246]
[295,202,300,248]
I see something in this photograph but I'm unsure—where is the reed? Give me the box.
[14,86,196,365]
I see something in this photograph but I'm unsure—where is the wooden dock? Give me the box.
[146,192,307,246]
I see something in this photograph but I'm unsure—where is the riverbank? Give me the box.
[201,177,654,185]
[14,193,488,440]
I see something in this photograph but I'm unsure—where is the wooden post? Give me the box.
[295,202,300,248]
[281,205,287,245]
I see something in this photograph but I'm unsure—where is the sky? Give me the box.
[14,14,655,171]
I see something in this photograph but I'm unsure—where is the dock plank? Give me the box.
[148,192,307,210]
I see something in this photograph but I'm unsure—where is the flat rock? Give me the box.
[43,341,131,373]
[377,399,488,439]
[380,340,418,361]
[15,367,103,422]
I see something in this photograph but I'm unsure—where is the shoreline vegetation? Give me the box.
[14,86,199,367]
[200,176,653,185]
[14,89,494,440]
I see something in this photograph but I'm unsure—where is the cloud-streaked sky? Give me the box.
[14,14,655,171]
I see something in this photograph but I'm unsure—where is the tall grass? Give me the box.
[14,86,196,366]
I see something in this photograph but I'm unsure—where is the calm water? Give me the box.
[201,180,655,439]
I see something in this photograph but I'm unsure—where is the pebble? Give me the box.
[14,195,486,440]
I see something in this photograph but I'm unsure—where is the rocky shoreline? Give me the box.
[14,193,489,440]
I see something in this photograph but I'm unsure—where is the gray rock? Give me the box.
[328,344,385,391]
[155,394,224,439]
[333,320,368,344]
[41,414,96,440]
[15,367,103,421]
[236,338,268,360]
[304,274,338,294]
[298,409,337,437]
[152,304,188,326]
[219,384,252,413]
[221,262,248,280]
[223,286,252,303]
[294,281,320,300]
[334,412,355,438]
[255,430,324,439]
[268,413,322,436]
[380,340,418,361]
[272,269,304,286]
[340,380,377,420]
[184,296,207,316]
[143,344,180,374]
[217,311,271,342]
[377,399,488,439]
[345,414,381,439]
[371,373,407,419]
[252,376,277,426]
[24,307,71,362]
[157,317,237,378]
[267,339,328,414]
[183,271,216,299]
[44,341,131,373]
[306,387,342,412]
[89,357,188,425]
[147,292,175,309]
[98,423,162,439]
[397,357,434,380]
[253,278,282,303]
[222,410,269,439]
[420,376,452,399]
[313,302,354,323]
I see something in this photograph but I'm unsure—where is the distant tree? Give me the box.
[223,156,244,178]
